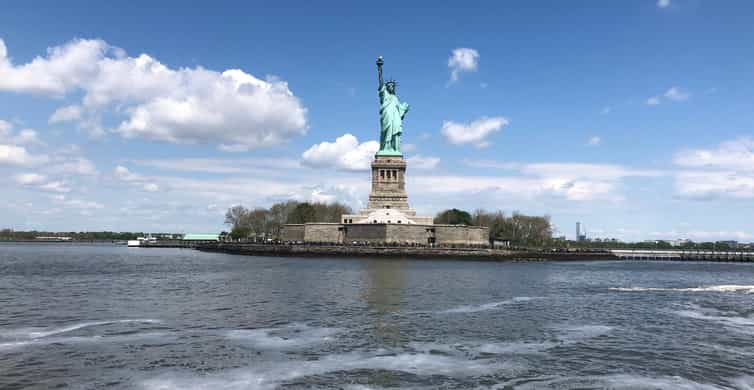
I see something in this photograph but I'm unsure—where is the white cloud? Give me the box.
[406,155,440,170]
[49,105,82,123]
[672,137,754,199]
[456,161,665,201]
[651,230,752,241]
[0,119,11,134]
[38,181,71,193]
[51,195,104,210]
[0,38,308,149]
[448,48,479,83]
[588,136,601,146]
[301,134,379,171]
[664,86,690,101]
[133,157,301,174]
[674,137,754,171]
[113,165,161,192]
[657,0,671,8]
[14,173,47,185]
[0,144,48,166]
[55,157,97,175]
[674,171,754,200]
[647,87,690,106]
[441,116,509,148]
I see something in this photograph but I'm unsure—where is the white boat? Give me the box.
[127,235,157,247]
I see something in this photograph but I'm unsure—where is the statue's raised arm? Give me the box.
[376,56,384,90]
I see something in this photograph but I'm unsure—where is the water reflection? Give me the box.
[362,259,407,387]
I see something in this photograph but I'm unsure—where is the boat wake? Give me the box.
[439,296,540,314]
[609,285,754,293]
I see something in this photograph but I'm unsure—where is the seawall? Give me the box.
[194,242,617,261]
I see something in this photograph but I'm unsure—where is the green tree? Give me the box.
[286,202,317,224]
[434,208,473,225]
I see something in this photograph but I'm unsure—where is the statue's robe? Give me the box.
[379,84,409,152]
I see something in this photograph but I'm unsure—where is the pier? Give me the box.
[610,249,754,261]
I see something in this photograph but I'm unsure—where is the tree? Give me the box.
[286,202,317,224]
[225,205,248,227]
[434,208,473,225]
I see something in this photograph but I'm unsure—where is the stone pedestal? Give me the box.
[367,155,409,209]
[341,154,434,225]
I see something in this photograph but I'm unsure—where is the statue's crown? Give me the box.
[386,79,397,86]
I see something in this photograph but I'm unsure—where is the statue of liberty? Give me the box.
[376,56,409,156]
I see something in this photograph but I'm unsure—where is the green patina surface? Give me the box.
[376,56,409,156]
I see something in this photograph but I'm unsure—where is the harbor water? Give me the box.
[1,243,753,389]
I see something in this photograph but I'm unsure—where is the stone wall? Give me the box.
[385,224,432,244]
[281,224,305,241]
[303,223,343,243]
[343,224,387,244]
[434,225,489,246]
[283,223,489,247]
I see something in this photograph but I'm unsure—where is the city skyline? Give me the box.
[1,1,753,241]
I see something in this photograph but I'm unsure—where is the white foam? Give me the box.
[476,341,556,355]
[226,323,340,349]
[610,285,754,293]
[502,374,732,390]
[675,308,754,335]
[141,349,514,390]
[440,297,538,314]
[555,325,613,344]
[0,319,162,340]
[0,332,170,352]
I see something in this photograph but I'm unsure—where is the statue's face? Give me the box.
[387,83,396,94]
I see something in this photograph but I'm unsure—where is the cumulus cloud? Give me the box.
[0,38,308,149]
[113,165,160,192]
[674,137,754,171]
[674,171,754,200]
[49,105,82,123]
[0,144,48,166]
[14,173,47,185]
[301,134,379,171]
[448,48,479,83]
[458,161,664,201]
[14,173,71,193]
[673,137,754,199]
[588,136,601,146]
[646,87,690,105]
[664,86,690,101]
[441,116,509,148]
[0,120,42,146]
[406,155,440,170]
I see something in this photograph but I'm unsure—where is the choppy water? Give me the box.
[1,243,753,389]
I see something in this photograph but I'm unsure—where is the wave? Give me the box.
[610,285,754,293]
[0,319,161,340]
[226,323,340,350]
[500,374,744,390]
[140,348,517,390]
[439,297,539,314]
[675,307,754,335]
[0,331,170,352]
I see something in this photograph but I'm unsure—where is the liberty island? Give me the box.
[281,57,488,246]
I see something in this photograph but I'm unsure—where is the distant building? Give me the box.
[576,222,587,242]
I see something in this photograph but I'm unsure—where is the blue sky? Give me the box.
[1,1,753,241]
